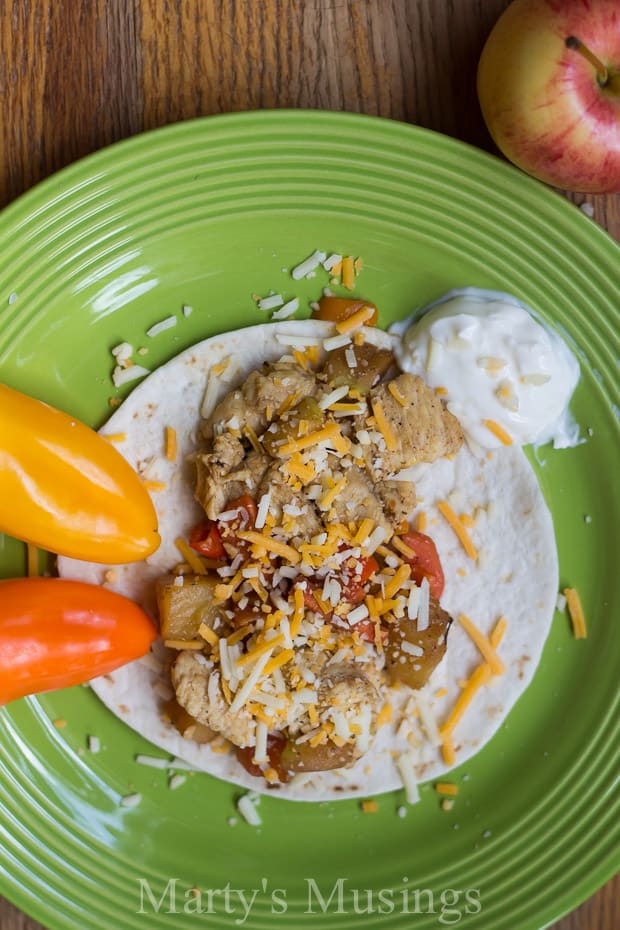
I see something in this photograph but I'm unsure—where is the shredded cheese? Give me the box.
[459,613,506,676]
[483,419,513,446]
[387,381,408,407]
[416,511,427,532]
[437,500,478,560]
[335,305,374,334]
[199,623,219,647]
[102,432,127,443]
[490,615,508,648]
[435,782,459,796]
[319,477,346,511]
[238,531,301,564]
[342,256,355,290]
[383,563,411,600]
[165,426,178,462]
[277,422,340,456]
[371,400,398,451]
[564,587,587,639]
[175,538,208,574]
[440,662,493,738]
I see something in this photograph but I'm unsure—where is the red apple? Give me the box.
[477,0,620,193]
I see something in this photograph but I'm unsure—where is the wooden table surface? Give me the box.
[0,2,618,929]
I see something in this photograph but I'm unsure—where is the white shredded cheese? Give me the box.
[271,298,300,320]
[417,577,430,631]
[401,641,424,657]
[120,793,142,808]
[407,585,420,621]
[254,721,269,763]
[257,293,284,311]
[169,774,186,790]
[396,752,420,805]
[182,304,193,317]
[556,592,567,612]
[146,315,177,338]
[323,333,352,352]
[347,604,369,624]
[88,735,100,753]
[111,342,133,361]
[291,250,327,280]
[112,364,150,388]
[229,651,274,713]
[365,526,387,555]
[135,754,170,770]
[415,693,442,747]
[237,793,262,826]
[318,385,350,409]
[322,253,342,271]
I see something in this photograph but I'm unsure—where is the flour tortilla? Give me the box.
[58,321,559,801]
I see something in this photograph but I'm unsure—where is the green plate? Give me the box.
[0,111,618,930]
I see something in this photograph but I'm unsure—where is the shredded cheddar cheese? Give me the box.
[383,563,411,599]
[278,422,340,456]
[199,623,219,647]
[236,634,284,668]
[319,477,346,511]
[442,733,456,766]
[335,305,374,335]
[490,615,508,649]
[371,400,398,451]
[342,256,355,290]
[392,536,416,560]
[440,663,493,738]
[175,538,208,575]
[437,500,478,560]
[263,649,295,676]
[164,639,204,650]
[238,531,301,564]
[388,381,408,407]
[290,587,306,637]
[143,480,167,492]
[483,419,513,446]
[564,587,587,639]
[165,426,178,462]
[459,613,506,676]
[102,432,127,443]
[416,511,427,533]
[435,782,459,797]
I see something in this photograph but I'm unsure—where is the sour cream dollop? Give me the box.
[392,288,580,450]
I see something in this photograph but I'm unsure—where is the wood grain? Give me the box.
[0,1,618,928]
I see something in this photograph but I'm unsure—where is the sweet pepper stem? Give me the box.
[565,36,608,86]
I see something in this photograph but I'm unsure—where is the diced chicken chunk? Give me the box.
[196,436,270,519]
[359,373,463,480]
[323,465,393,536]
[376,478,417,525]
[203,361,317,439]
[257,463,323,541]
[171,651,255,747]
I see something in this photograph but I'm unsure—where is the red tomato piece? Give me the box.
[189,520,226,559]
[236,732,289,783]
[400,530,445,599]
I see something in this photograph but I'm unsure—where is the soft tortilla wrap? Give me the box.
[58,321,558,801]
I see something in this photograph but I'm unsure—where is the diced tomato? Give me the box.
[189,520,226,559]
[217,494,258,553]
[399,530,445,599]
[340,554,379,605]
[350,618,388,645]
[236,732,290,783]
[303,588,331,616]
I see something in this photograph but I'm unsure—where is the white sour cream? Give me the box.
[392,288,580,450]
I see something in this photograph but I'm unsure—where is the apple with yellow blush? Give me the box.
[477,0,620,193]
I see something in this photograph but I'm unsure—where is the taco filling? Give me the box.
[58,316,560,801]
[159,341,464,783]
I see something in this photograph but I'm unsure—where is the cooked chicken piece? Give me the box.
[196,438,270,520]
[376,478,417,526]
[358,373,463,480]
[323,465,393,536]
[203,361,318,439]
[257,463,323,541]
[171,651,255,747]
